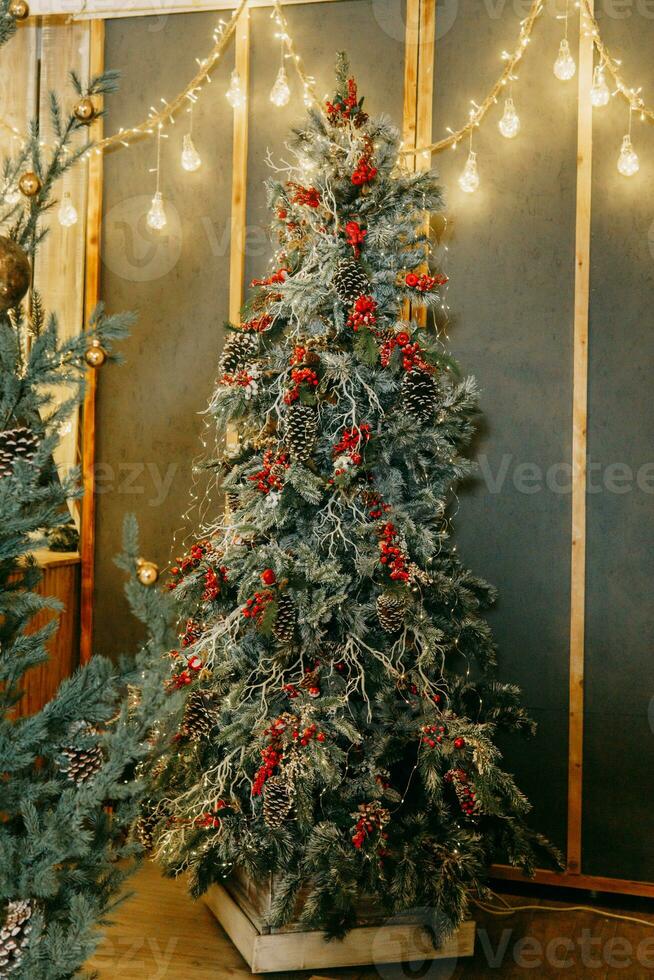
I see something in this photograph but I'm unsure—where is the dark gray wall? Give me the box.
[97,1,654,880]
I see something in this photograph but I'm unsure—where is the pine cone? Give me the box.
[272,592,296,643]
[218,331,259,375]
[376,592,406,634]
[0,427,38,479]
[59,723,104,784]
[333,258,370,307]
[263,775,295,828]
[134,799,163,852]
[181,690,219,741]
[284,402,317,463]
[0,900,33,976]
[401,369,439,424]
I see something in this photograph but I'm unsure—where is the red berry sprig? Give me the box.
[283,367,319,405]
[352,147,378,186]
[351,801,390,849]
[332,423,371,473]
[405,271,449,292]
[380,330,431,373]
[291,722,325,745]
[347,294,377,331]
[249,448,290,495]
[345,220,367,257]
[168,540,210,589]
[242,589,274,622]
[242,314,273,333]
[251,268,288,287]
[421,723,447,747]
[378,521,410,582]
[288,182,321,208]
[202,565,228,602]
[445,768,480,819]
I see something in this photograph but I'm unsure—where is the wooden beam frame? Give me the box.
[79,18,105,665]
[228,5,250,325]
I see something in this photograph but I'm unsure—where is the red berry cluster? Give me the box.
[325,77,368,127]
[445,768,480,818]
[290,345,308,366]
[379,330,430,374]
[405,271,449,291]
[345,220,367,257]
[288,182,321,208]
[242,589,274,622]
[253,743,282,796]
[283,367,319,405]
[221,368,257,390]
[351,801,390,849]
[347,295,377,331]
[168,540,209,590]
[249,449,290,495]
[332,423,371,471]
[421,723,447,747]
[292,722,326,745]
[363,489,392,521]
[202,564,228,602]
[242,314,273,333]
[379,521,410,582]
[352,146,378,186]
[251,268,288,287]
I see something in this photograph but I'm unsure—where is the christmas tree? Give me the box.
[0,13,177,974]
[149,57,558,942]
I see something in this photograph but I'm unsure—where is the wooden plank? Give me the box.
[401,0,420,322]
[492,864,654,900]
[79,18,105,665]
[32,0,350,17]
[36,17,91,522]
[566,0,594,877]
[414,0,435,328]
[228,5,250,325]
[204,884,475,973]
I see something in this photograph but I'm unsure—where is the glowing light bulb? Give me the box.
[498,97,520,139]
[302,84,312,108]
[181,133,202,172]
[617,134,639,177]
[458,150,479,194]
[57,191,78,227]
[553,38,576,81]
[590,66,610,107]
[226,69,245,109]
[4,184,20,206]
[270,66,290,108]
[146,190,167,230]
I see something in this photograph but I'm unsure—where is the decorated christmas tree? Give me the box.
[149,57,557,942]
[0,14,178,973]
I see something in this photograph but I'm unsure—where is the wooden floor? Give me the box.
[90,862,654,979]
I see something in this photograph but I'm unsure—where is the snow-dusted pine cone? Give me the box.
[181,690,219,742]
[333,258,370,306]
[0,427,38,479]
[401,369,439,424]
[218,330,259,375]
[263,775,295,828]
[59,724,104,784]
[272,592,296,643]
[0,900,33,976]
[376,592,406,634]
[284,402,317,463]
[134,800,162,852]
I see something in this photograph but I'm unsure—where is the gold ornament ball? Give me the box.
[73,97,96,124]
[9,0,29,19]
[18,172,41,197]
[84,340,107,368]
[136,558,159,587]
[0,236,31,313]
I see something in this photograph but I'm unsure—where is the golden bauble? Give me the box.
[73,97,95,124]
[18,172,41,197]
[84,340,107,368]
[0,236,30,313]
[136,558,159,587]
[9,0,29,19]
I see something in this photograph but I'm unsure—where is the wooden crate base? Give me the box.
[203,883,476,973]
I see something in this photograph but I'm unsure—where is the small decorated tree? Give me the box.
[148,57,558,942]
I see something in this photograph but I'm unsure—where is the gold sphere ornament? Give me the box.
[136,558,159,587]
[0,236,31,313]
[84,339,107,368]
[9,0,29,19]
[73,97,96,124]
[18,171,41,197]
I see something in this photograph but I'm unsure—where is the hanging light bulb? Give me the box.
[181,133,202,172]
[270,65,290,107]
[458,150,479,194]
[590,65,610,107]
[617,134,639,177]
[302,83,313,108]
[146,190,167,230]
[57,191,78,227]
[226,69,246,109]
[553,38,576,81]
[498,97,520,139]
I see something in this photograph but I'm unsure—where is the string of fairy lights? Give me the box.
[2,0,652,230]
